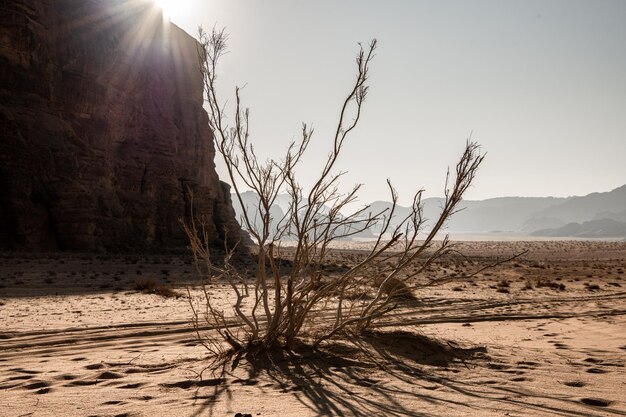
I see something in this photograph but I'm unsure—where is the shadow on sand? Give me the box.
[190,330,489,417]
[187,328,625,417]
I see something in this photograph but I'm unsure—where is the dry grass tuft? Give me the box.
[375,277,417,300]
[496,279,510,293]
[134,277,181,298]
[536,278,566,291]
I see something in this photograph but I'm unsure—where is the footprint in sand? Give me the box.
[101,400,127,405]
[502,369,526,375]
[584,357,625,368]
[9,368,40,375]
[516,361,539,370]
[487,363,510,370]
[132,395,154,401]
[54,374,78,381]
[66,379,100,386]
[24,381,49,390]
[580,397,612,407]
[160,378,225,389]
[548,340,569,349]
[510,376,532,382]
[96,371,123,380]
[586,368,609,374]
[7,375,34,381]
[117,382,144,389]
[23,380,52,394]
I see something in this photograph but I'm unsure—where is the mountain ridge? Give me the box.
[232,185,626,239]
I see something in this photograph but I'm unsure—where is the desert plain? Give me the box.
[1,240,625,417]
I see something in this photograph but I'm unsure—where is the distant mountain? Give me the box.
[365,196,565,233]
[592,209,626,223]
[436,197,564,232]
[520,217,566,232]
[232,184,626,239]
[528,184,626,224]
[231,191,376,240]
[231,191,286,236]
[531,218,626,238]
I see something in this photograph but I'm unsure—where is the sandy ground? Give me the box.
[1,241,625,416]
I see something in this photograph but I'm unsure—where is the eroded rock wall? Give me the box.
[0,0,241,250]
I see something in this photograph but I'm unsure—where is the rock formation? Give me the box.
[0,0,242,251]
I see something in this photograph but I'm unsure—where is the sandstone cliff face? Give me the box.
[0,0,241,251]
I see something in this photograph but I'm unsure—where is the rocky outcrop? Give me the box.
[0,0,242,251]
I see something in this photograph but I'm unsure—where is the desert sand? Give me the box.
[1,240,625,416]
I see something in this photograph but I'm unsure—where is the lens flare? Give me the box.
[154,0,175,19]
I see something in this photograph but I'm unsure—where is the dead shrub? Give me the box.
[374,276,417,300]
[134,276,159,292]
[135,277,181,298]
[536,279,565,291]
[181,27,522,360]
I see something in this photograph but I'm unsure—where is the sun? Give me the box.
[154,0,181,19]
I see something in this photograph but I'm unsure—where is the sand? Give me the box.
[1,241,625,416]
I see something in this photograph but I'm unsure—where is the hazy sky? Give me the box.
[159,0,625,204]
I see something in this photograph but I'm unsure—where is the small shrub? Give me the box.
[536,279,565,291]
[135,276,158,291]
[495,279,510,293]
[153,285,180,298]
[184,27,490,358]
[135,277,181,298]
[374,276,417,300]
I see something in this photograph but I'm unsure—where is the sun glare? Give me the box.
[154,0,179,19]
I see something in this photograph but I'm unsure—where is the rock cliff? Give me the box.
[0,0,242,251]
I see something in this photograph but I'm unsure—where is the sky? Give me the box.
[157,0,625,205]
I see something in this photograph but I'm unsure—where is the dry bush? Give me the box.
[135,277,181,298]
[374,276,416,300]
[496,279,510,293]
[182,28,501,358]
[535,278,566,291]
